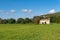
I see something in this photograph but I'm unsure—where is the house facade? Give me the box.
[39,16,50,24]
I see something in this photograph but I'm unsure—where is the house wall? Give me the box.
[45,20,50,24]
[39,19,50,24]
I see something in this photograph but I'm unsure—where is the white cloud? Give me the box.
[7,10,16,14]
[21,9,32,13]
[49,9,56,13]
[21,9,28,13]
[0,10,16,14]
[6,9,16,14]
[28,9,32,13]
[10,9,16,13]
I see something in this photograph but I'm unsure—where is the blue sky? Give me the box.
[0,0,60,19]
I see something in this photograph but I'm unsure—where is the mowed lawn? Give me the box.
[0,24,60,40]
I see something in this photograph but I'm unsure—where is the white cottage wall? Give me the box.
[39,19,50,24]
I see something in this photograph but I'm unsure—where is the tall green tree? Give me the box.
[55,16,60,23]
[24,18,32,23]
[50,16,56,23]
[8,18,16,24]
[33,16,40,24]
[3,19,8,24]
[17,18,25,24]
[0,18,3,24]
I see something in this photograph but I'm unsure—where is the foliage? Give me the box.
[17,18,25,24]
[24,18,32,23]
[33,16,40,24]
[0,18,3,24]
[2,19,8,24]
[8,18,16,24]
[55,16,60,23]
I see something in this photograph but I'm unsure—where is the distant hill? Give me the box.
[39,12,60,23]
[40,12,60,17]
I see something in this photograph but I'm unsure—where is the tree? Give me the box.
[24,18,32,23]
[50,16,56,23]
[55,16,60,23]
[8,18,16,24]
[33,16,40,24]
[17,18,25,24]
[0,18,3,24]
[3,19,8,24]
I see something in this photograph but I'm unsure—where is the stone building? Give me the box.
[39,16,50,24]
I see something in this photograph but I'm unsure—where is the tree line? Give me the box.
[0,12,60,24]
[0,16,41,24]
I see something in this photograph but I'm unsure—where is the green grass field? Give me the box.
[0,24,60,40]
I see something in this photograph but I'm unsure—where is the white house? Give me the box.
[39,16,50,24]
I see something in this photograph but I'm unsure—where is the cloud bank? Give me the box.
[10,9,16,13]
[21,9,32,13]
[49,9,56,13]
[0,9,16,14]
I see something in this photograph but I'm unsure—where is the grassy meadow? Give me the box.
[0,24,60,40]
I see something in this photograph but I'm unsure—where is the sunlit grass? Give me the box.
[0,24,60,40]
